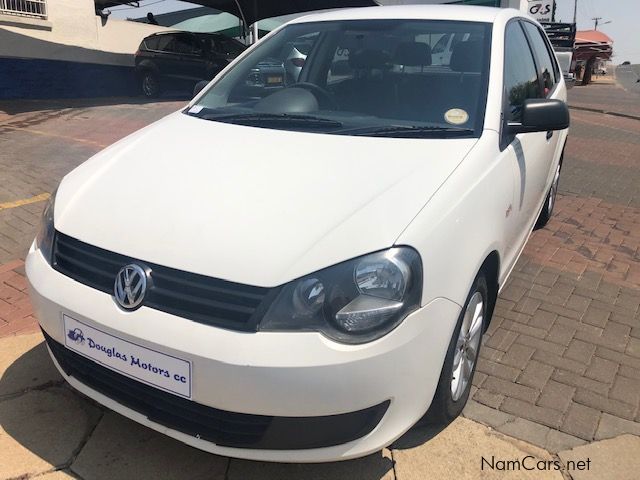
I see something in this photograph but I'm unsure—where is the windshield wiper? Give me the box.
[334,125,475,138]
[200,112,343,129]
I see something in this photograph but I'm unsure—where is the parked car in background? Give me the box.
[594,64,607,75]
[29,5,569,462]
[135,31,246,97]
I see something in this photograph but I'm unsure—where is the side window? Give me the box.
[173,34,201,55]
[327,45,353,84]
[450,33,466,51]
[504,22,541,122]
[522,22,557,95]
[143,37,159,50]
[216,38,245,56]
[432,33,450,54]
[156,35,174,52]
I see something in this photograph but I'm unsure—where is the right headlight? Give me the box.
[259,247,422,344]
[35,188,57,265]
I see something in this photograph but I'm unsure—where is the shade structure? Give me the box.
[171,12,246,35]
[169,11,315,36]
[574,29,613,62]
[96,0,379,25]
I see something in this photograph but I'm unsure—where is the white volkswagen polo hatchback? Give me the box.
[27,5,569,462]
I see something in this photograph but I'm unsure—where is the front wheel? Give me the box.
[423,273,488,425]
[536,162,561,229]
[141,71,162,98]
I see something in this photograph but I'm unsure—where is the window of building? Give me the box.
[0,0,47,19]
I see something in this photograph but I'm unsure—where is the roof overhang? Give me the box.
[95,0,379,25]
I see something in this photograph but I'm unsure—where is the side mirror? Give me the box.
[193,80,209,99]
[507,98,570,135]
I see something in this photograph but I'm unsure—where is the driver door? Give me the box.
[498,20,556,275]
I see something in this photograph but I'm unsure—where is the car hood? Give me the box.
[55,112,477,287]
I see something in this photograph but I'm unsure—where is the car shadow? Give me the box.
[0,94,190,116]
[391,418,451,450]
[0,341,401,479]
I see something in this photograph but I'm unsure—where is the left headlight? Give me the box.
[35,188,57,265]
[259,247,422,344]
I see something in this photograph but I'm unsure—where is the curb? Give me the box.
[568,105,640,122]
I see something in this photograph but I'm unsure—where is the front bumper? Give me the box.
[26,246,460,462]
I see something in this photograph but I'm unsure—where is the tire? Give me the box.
[141,70,161,98]
[423,272,489,425]
[535,161,561,229]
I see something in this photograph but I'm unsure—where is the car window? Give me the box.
[521,22,557,95]
[193,20,491,138]
[143,37,159,50]
[504,22,541,122]
[156,35,175,52]
[432,33,450,54]
[212,36,246,56]
[173,34,202,55]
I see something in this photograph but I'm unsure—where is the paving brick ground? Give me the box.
[569,65,640,119]
[0,80,638,463]
[468,82,640,449]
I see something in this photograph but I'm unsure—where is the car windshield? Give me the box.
[189,19,492,138]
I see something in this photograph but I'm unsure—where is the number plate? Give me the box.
[63,314,192,398]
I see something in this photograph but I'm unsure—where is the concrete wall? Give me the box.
[0,0,170,98]
[0,0,169,66]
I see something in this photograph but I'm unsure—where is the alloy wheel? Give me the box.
[548,164,561,215]
[450,291,484,402]
[142,74,157,97]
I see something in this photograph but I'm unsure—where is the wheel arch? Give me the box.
[136,60,160,76]
[478,250,500,331]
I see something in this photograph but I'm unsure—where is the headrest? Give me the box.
[393,42,432,67]
[450,41,484,73]
[349,49,390,69]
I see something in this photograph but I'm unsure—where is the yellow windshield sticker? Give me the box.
[444,108,469,125]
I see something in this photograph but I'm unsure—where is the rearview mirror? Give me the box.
[507,98,570,135]
[193,80,209,99]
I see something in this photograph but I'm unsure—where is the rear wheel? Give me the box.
[536,161,561,229]
[423,273,488,425]
[141,71,161,98]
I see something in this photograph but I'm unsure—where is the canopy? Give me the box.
[574,29,613,62]
[170,11,315,36]
[96,0,378,25]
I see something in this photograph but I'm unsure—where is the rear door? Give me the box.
[171,33,207,81]
[153,34,178,78]
[498,20,554,274]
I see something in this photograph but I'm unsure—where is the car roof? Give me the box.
[289,5,522,25]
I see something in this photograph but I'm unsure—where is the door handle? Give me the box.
[546,130,553,140]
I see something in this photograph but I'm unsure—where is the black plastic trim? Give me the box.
[52,232,271,332]
[43,329,389,450]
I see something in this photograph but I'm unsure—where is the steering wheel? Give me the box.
[290,82,338,110]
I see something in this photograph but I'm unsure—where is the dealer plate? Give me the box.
[63,314,192,398]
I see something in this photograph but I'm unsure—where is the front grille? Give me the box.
[44,330,390,450]
[52,232,273,331]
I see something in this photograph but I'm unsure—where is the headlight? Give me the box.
[35,188,57,265]
[259,247,422,344]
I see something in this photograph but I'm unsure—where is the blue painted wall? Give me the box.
[0,56,138,99]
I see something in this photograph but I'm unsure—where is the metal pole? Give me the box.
[232,0,249,40]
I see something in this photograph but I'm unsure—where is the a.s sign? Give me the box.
[526,0,554,23]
